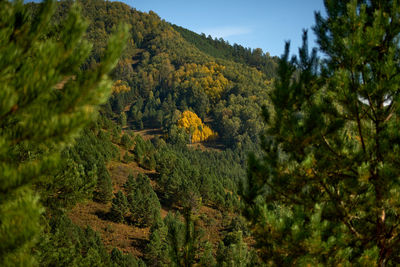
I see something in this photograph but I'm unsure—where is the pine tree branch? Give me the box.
[350,70,367,153]
[315,170,363,240]
[259,171,304,206]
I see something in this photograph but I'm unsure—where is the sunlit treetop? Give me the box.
[177,110,217,143]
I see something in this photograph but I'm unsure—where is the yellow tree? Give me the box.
[177,110,217,143]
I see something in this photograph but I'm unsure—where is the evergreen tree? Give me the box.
[95,164,113,204]
[181,208,204,267]
[163,212,185,266]
[243,0,400,265]
[127,173,161,226]
[199,241,216,267]
[162,209,205,267]
[38,149,97,210]
[36,214,114,266]
[122,151,135,163]
[124,173,136,192]
[109,191,129,223]
[216,231,249,267]
[119,111,127,127]
[110,248,143,267]
[0,1,126,265]
[120,132,133,149]
[145,215,170,267]
[111,125,122,143]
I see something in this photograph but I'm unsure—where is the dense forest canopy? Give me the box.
[2,0,272,266]
[243,0,400,265]
[3,0,400,266]
[0,0,127,265]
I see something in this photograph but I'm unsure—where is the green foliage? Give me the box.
[173,24,278,79]
[154,144,244,211]
[124,173,136,192]
[94,164,113,204]
[37,122,118,210]
[110,248,144,267]
[167,124,190,146]
[0,0,271,265]
[145,216,170,266]
[120,132,133,149]
[111,125,122,143]
[109,191,129,223]
[216,231,250,267]
[126,173,161,227]
[199,241,216,267]
[122,151,135,163]
[36,214,109,266]
[0,0,126,265]
[226,216,250,237]
[119,112,127,127]
[133,134,156,170]
[0,187,42,267]
[243,0,400,265]
[179,209,205,267]
[147,210,206,267]
[70,0,272,150]
[38,150,96,210]
[36,214,141,266]
[163,212,184,266]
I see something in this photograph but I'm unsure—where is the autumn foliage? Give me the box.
[174,62,229,102]
[177,110,217,143]
[111,80,131,93]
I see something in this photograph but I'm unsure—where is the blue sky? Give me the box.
[120,0,326,57]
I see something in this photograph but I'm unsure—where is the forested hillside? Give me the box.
[172,25,278,79]
[14,0,274,266]
[4,0,400,265]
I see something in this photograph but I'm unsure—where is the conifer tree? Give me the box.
[124,173,136,192]
[243,0,400,265]
[127,173,161,226]
[110,248,143,267]
[145,215,170,267]
[181,208,204,267]
[199,241,216,267]
[120,133,132,149]
[216,231,249,267]
[36,214,117,266]
[0,0,126,265]
[161,209,205,267]
[109,191,129,223]
[119,111,127,127]
[95,164,113,204]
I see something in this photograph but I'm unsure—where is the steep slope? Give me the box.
[31,0,273,265]
[68,136,237,258]
[63,0,274,149]
[172,24,278,79]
